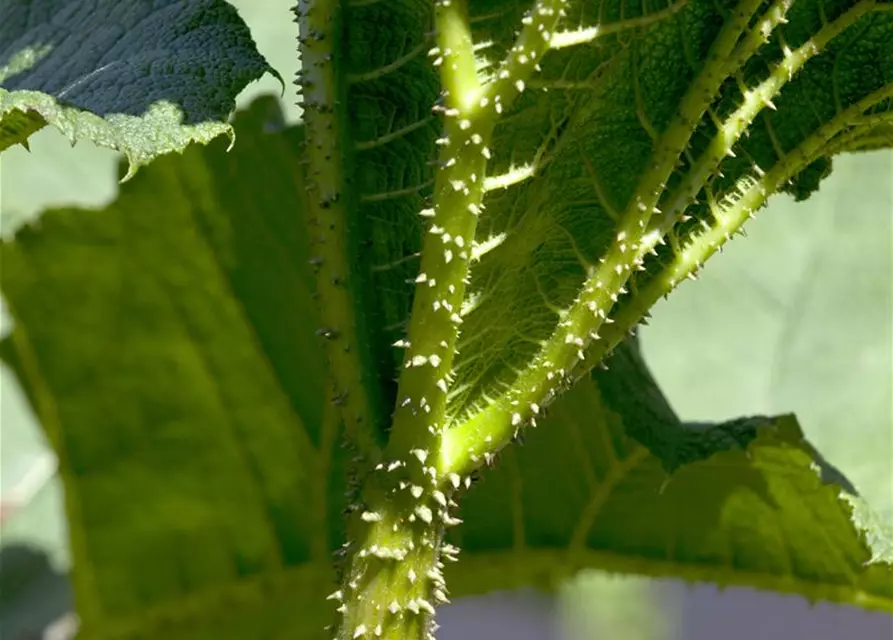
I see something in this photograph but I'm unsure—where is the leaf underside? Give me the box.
[1,96,891,640]
[344,0,893,430]
[0,0,278,176]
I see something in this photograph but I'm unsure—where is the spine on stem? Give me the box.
[336,2,573,638]
[295,0,382,460]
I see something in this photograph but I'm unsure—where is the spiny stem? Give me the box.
[384,0,489,461]
[386,0,567,463]
[362,4,573,635]
[652,0,880,234]
[332,2,488,638]
[652,0,794,231]
[333,459,458,640]
[433,0,481,107]
[482,0,572,112]
[295,0,382,460]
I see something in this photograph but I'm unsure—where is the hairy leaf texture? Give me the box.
[0,0,277,175]
[338,0,893,428]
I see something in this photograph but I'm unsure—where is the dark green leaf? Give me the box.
[0,0,278,175]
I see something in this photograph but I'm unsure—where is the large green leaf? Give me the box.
[338,0,893,428]
[2,97,891,639]
[0,97,339,639]
[0,0,278,176]
[560,148,893,640]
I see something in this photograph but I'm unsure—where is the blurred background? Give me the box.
[1,1,891,638]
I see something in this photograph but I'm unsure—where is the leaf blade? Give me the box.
[449,342,893,612]
[0,0,278,174]
[0,96,339,637]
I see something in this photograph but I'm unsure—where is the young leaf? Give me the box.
[0,0,279,177]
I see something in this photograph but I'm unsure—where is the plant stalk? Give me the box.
[331,462,455,640]
[295,0,382,460]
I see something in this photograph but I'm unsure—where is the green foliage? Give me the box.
[0,0,277,176]
[3,95,892,639]
[0,98,338,638]
[1,0,893,639]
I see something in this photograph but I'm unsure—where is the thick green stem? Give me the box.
[327,3,484,638]
[383,0,486,462]
[296,0,382,460]
[339,3,573,637]
[386,0,569,462]
[332,460,456,640]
